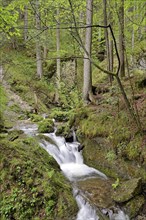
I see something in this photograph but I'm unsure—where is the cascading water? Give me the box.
[18,121,129,220]
[39,132,129,220]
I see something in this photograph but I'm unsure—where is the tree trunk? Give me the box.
[55,8,61,102]
[103,0,110,70]
[109,39,114,72]
[103,0,114,83]
[108,9,114,74]
[119,0,125,77]
[35,0,42,78]
[131,4,135,65]
[83,0,93,102]
[43,9,48,60]
[24,5,28,42]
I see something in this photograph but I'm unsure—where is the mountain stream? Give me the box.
[15,121,130,220]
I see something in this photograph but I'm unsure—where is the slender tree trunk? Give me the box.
[43,28,48,60]
[43,46,48,60]
[131,4,136,65]
[119,0,125,77]
[103,0,110,70]
[24,5,28,42]
[55,8,61,102]
[103,0,114,83]
[109,39,114,72]
[83,0,93,102]
[43,9,48,60]
[79,12,85,48]
[35,0,42,78]
[109,9,114,73]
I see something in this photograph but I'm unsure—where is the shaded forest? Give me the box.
[0,0,146,219]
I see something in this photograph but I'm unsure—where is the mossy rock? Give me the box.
[8,129,24,141]
[77,178,114,209]
[112,178,142,203]
[29,113,44,122]
[50,110,69,122]
[56,123,70,137]
[125,195,145,218]
[0,136,77,220]
[38,119,54,133]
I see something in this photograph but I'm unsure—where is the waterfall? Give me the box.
[40,133,129,220]
[18,122,129,220]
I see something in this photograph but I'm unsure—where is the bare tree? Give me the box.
[35,0,43,78]
[103,0,109,69]
[83,0,93,102]
[119,0,125,77]
[55,8,61,102]
[24,5,28,42]
[103,0,112,83]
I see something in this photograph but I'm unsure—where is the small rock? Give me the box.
[78,144,85,152]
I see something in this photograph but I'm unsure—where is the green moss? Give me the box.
[124,135,142,160]
[112,178,142,203]
[0,136,77,220]
[50,109,69,122]
[9,104,23,114]
[125,195,145,218]
[7,129,24,141]
[55,123,70,137]
[38,119,54,133]
[29,113,44,122]
[77,110,111,138]
[108,112,131,150]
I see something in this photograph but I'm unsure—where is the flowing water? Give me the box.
[18,121,129,220]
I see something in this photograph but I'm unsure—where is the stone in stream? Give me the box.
[112,177,142,203]
[78,144,85,152]
[77,177,114,209]
[125,195,145,219]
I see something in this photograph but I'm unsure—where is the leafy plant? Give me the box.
[112,178,120,189]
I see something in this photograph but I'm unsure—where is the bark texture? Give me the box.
[83,0,93,102]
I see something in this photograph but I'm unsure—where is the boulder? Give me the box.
[112,177,142,203]
[125,195,145,218]
[8,129,24,141]
[77,178,114,209]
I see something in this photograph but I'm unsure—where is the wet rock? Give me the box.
[78,144,85,152]
[65,133,74,142]
[125,195,145,218]
[112,177,142,203]
[77,178,114,209]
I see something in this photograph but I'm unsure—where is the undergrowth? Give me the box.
[0,135,77,220]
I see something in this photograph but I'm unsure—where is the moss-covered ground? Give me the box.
[0,134,77,220]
